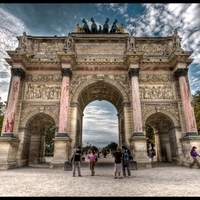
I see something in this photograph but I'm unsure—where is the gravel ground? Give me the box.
[0,155,200,197]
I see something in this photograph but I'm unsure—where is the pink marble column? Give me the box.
[129,68,144,136]
[57,68,72,137]
[174,68,197,136]
[2,68,25,137]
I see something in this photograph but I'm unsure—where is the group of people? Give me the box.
[70,144,200,178]
[70,143,133,179]
[70,146,98,177]
[113,144,132,179]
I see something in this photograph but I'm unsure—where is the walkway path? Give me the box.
[0,154,200,196]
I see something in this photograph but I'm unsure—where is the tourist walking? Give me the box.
[113,146,123,179]
[189,146,200,169]
[103,149,107,158]
[121,143,131,177]
[87,149,97,176]
[71,146,82,177]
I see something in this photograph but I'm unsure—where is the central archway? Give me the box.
[70,79,130,151]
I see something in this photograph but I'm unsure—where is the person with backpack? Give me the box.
[189,146,200,169]
[71,146,82,177]
[121,143,131,177]
[113,146,123,179]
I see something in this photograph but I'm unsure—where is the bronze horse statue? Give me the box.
[82,19,91,33]
[110,19,118,33]
[91,18,97,33]
[103,18,109,33]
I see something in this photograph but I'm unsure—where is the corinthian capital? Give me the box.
[128,68,140,78]
[61,68,72,77]
[174,68,188,78]
[11,68,26,78]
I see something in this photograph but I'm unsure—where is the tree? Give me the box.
[45,125,55,156]
[82,145,99,155]
[145,124,155,150]
[0,98,6,135]
[103,142,118,152]
[192,90,200,135]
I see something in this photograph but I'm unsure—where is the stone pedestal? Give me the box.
[50,136,71,169]
[0,137,20,170]
[130,135,151,169]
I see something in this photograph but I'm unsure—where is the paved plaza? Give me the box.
[0,154,200,197]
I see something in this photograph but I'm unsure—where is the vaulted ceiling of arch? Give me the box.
[78,81,123,112]
[29,113,55,134]
[146,113,172,131]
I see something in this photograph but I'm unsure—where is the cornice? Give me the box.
[5,49,194,71]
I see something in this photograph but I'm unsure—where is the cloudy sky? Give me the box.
[0,3,200,148]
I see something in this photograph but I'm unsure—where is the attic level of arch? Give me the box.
[6,30,193,70]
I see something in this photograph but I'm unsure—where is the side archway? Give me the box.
[20,112,56,166]
[145,111,180,163]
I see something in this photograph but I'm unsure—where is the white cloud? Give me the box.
[0,7,28,102]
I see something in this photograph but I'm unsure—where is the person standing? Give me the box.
[87,149,97,176]
[113,146,123,179]
[71,146,82,177]
[121,144,131,177]
[148,149,154,161]
[189,146,200,169]
[103,149,107,158]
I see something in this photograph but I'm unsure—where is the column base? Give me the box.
[56,132,69,137]
[132,132,145,137]
[184,132,198,137]
[1,133,16,137]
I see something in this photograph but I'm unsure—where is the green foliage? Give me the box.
[0,99,6,135]
[145,124,154,143]
[82,145,99,154]
[145,124,155,150]
[45,125,55,156]
[192,91,200,135]
[103,142,118,152]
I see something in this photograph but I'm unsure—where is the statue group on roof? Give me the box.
[76,18,124,34]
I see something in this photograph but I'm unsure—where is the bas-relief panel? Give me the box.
[139,84,175,100]
[139,74,175,100]
[25,83,61,100]
[24,74,62,100]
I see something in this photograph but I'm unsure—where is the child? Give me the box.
[113,146,123,179]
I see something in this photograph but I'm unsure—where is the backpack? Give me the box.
[123,149,130,166]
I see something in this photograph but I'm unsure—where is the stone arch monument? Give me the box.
[0,22,200,170]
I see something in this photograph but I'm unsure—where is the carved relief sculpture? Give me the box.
[16,31,27,51]
[127,29,136,52]
[63,33,74,51]
[172,28,183,52]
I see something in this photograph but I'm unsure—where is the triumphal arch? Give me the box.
[0,18,200,170]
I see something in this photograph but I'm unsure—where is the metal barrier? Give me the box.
[64,161,72,171]
[130,160,137,170]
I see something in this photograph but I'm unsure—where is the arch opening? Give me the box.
[82,100,118,150]
[145,112,176,163]
[24,113,55,166]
